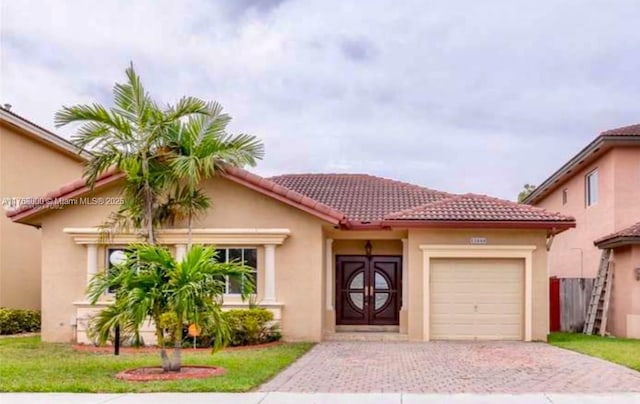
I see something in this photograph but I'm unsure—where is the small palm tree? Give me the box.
[54,63,211,243]
[166,103,264,247]
[87,244,253,371]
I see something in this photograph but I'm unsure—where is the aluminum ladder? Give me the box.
[583,248,613,335]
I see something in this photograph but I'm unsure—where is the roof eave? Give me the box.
[219,169,345,225]
[523,135,640,204]
[380,219,575,233]
[594,236,640,249]
[0,108,92,161]
[7,172,125,224]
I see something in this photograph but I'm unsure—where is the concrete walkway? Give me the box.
[260,341,640,393]
[2,393,640,403]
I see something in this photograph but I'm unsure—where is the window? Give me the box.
[585,170,598,206]
[562,188,568,205]
[106,248,127,293]
[214,248,257,294]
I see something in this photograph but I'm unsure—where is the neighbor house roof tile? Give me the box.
[594,221,640,247]
[600,123,640,137]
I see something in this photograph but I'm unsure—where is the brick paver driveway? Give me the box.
[260,341,640,393]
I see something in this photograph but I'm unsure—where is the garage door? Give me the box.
[430,258,523,340]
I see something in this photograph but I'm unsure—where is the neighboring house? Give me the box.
[523,124,640,338]
[0,108,88,309]
[7,167,574,344]
[593,223,640,338]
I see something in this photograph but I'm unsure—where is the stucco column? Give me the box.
[326,239,334,310]
[86,244,98,288]
[263,244,276,303]
[525,252,533,342]
[175,244,187,261]
[401,238,408,309]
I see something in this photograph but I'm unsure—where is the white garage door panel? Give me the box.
[430,258,524,340]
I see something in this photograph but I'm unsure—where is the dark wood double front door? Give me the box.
[336,256,402,325]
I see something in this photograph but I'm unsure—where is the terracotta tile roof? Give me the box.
[8,169,575,232]
[384,193,575,222]
[600,123,640,137]
[269,173,451,222]
[594,221,640,247]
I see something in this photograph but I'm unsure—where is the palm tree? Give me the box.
[166,102,264,248]
[56,63,263,371]
[87,244,254,371]
[54,63,211,243]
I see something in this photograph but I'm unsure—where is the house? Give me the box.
[7,167,574,343]
[593,222,640,338]
[0,108,88,309]
[523,124,640,338]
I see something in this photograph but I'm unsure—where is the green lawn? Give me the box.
[548,332,640,371]
[0,336,313,392]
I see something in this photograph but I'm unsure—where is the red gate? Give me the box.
[549,277,561,332]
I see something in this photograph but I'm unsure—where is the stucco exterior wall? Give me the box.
[406,229,549,341]
[535,147,640,279]
[631,245,640,338]
[609,246,640,338]
[35,176,326,343]
[194,177,325,342]
[0,122,84,309]
[611,148,640,230]
[535,151,616,278]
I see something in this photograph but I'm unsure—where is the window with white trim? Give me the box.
[214,248,257,294]
[585,170,598,207]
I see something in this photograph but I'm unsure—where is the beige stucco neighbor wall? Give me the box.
[406,229,549,341]
[35,176,326,343]
[609,246,640,338]
[0,122,84,309]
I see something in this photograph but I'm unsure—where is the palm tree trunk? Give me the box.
[142,155,155,244]
[160,348,172,372]
[170,325,182,371]
[187,212,193,250]
[156,325,171,372]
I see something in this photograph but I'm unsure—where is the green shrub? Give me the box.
[223,308,281,347]
[0,308,41,335]
[183,308,281,348]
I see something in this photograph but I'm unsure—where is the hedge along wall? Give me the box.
[0,308,41,335]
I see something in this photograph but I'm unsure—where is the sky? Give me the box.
[1,0,639,200]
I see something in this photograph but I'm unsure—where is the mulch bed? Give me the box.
[73,340,282,354]
[116,365,226,381]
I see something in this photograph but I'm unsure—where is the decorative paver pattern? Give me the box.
[259,341,640,393]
